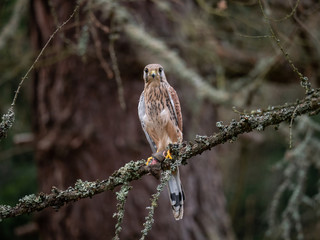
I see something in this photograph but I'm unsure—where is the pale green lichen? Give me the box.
[300,76,312,95]
[108,160,145,189]
[140,170,171,240]
[194,135,210,147]
[256,124,264,131]
[112,183,132,240]
[74,179,97,197]
[19,194,37,205]
[0,205,12,221]
[0,107,15,139]
[216,121,225,130]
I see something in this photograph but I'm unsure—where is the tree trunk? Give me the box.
[31,0,234,239]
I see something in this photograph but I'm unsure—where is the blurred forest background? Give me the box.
[1,0,320,239]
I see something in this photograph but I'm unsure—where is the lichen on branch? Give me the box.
[0,107,15,140]
[1,89,320,221]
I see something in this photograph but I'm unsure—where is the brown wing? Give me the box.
[167,85,183,132]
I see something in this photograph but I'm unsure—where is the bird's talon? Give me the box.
[165,150,173,159]
[146,156,153,166]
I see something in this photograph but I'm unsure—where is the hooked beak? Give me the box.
[150,70,156,79]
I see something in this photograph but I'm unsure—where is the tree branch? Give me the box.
[1,89,320,221]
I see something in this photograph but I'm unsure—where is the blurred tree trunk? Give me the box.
[30,0,234,239]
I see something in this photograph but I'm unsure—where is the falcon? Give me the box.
[138,63,185,220]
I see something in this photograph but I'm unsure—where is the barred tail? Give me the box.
[167,168,185,220]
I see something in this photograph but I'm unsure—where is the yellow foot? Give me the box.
[165,150,173,159]
[146,156,153,166]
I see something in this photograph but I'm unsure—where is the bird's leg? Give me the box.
[146,156,154,166]
[146,150,161,166]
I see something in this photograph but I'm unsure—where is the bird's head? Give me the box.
[143,64,166,86]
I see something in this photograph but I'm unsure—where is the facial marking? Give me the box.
[143,64,165,84]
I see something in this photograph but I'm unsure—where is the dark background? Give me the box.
[1,0,320,239]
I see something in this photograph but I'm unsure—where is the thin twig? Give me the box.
[263,0,300,22]
[11,5,80,107]
[289,105,299,149]
[258,0,312,95]
[90,26,114,78]
[90,12,110,34]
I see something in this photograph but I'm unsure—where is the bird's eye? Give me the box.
[159,67,163,73]
[144,68,149,74]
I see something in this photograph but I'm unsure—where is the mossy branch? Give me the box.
[112,183,132,240]
[0,107,15,140]
[140,170,172,240]
[1,89,320,221]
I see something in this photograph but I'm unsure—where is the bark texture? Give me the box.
[31,0,234,239]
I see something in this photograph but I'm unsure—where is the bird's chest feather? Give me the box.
[143,85,170,129]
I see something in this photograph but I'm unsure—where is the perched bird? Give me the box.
[138,63,185,220]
